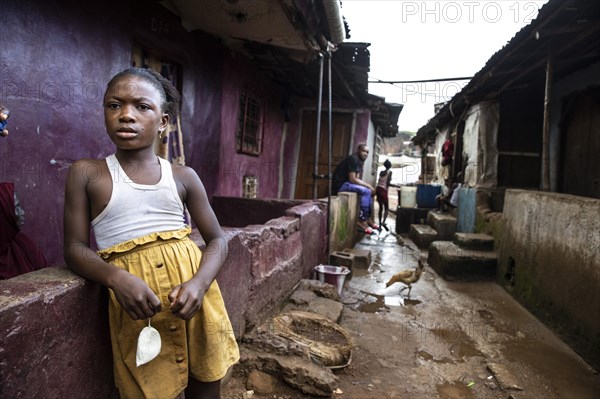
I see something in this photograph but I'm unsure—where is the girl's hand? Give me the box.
[110,270,162,320]
[168,279,206,320]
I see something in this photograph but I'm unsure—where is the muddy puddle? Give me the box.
[436,381,476,399]
[355,292,421,312]
[449,342,484,359]
[417,350,455,364]
[429,328,485,360]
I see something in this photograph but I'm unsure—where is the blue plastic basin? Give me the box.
[416,184,442,209]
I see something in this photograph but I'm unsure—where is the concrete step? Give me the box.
[409,224,437,249]
[427,211,457,241]
[395,207,430,234]
[453,233,495,251]
[428,241,497,280]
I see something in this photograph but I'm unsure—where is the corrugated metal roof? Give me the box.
[413,0,600,145]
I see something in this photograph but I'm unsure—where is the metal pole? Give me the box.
[326,45,333,259]
[541,52,552,191]
[313,54,325,200]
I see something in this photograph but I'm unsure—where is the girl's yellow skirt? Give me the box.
[98,227,240,399]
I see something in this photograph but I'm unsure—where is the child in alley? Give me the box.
[63,68,239,399]
[375,159,400,232]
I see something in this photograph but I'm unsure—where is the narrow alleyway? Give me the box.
[329,213,599,399]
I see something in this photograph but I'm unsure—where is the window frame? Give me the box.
[236,89,264,156]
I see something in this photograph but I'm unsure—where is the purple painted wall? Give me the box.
[217,53,288,198]
[1,0,127,266]
[1,0,308,266]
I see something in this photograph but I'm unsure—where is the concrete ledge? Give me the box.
[428,241,497,280]
[454,233,494,251]
[409,224,437,249]
[220,201,328,334]
[0,267,116,399]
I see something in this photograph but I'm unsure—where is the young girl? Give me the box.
[64,68,239,399]
[375,159,394,231]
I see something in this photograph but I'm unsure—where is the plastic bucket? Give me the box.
[400,186,417,208]
[314,265,351,295]
[416,184,442,208]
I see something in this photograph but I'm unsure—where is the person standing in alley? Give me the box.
[64,67,239,399]
[376,159,399,232]
[332,144,378,234]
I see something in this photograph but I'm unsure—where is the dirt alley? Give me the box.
[222,214,600,399]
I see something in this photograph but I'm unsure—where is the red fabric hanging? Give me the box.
[0,182,48,279]
[441,139,454,166]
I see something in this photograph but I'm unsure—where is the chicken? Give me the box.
[385,259,425,297]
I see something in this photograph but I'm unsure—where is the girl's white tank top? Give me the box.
[91,154,186,250]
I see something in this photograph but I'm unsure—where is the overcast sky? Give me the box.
[341,0,549,132]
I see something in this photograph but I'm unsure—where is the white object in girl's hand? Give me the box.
[136,319,161,367]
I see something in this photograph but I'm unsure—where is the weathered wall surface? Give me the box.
[217,53,289,198]
[328,192,359,252]
[498,189,600,367]
[462,102,499,188]
[0,201,326,397]
[0,268,117,399]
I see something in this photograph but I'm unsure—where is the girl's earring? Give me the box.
[159,128,165,139]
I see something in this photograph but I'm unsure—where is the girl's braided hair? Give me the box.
[106,67,181,119]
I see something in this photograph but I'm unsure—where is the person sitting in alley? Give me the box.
[332,144,377,234]
[435,173,462,213]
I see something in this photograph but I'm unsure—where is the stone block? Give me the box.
[282,297,344,323]
[454,233,494,251]
[329,251,355,280]
[330,251,354,267]
[395,207,430,234]
[427,211,457,240]
[428,241,497,280]
[342,247,371,269]
[409,224,438,249]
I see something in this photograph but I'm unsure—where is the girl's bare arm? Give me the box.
[63,160,161,320]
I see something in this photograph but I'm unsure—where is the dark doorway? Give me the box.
[295,111,353,199]
[560,87,600,199]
